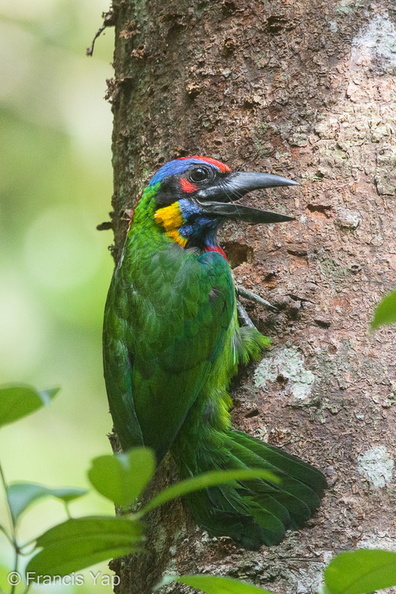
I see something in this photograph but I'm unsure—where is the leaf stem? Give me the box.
[64,501,72,520]
[0,461,21,594]
[0,462,15,532]
[0,523,15,547]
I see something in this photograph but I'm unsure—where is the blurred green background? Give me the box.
[0,0,118,591]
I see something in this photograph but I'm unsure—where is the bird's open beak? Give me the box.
[195,171,297,223]
[195,201,294,223]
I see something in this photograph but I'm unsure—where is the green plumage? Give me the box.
[103,159,326,549]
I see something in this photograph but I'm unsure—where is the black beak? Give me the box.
[195,170,297,223]
[195,201,294,223]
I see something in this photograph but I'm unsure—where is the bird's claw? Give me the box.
[237,301,258,330]
[235,285,278,312]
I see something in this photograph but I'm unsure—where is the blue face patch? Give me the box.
[178,198,201,218]
[177,199,220,247]
[149,158,221,185]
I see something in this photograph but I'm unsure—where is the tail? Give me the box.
[172,428,327,550]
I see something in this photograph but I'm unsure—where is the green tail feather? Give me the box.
[172,429,327,550]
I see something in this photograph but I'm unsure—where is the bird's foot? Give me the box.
[236,286,278,329]
[235,285,278,312]
[237,301,257,329]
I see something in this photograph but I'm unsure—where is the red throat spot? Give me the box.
[180,178,199,193]
[205,245,228,260]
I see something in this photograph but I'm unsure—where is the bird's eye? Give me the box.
[189,166,213,183]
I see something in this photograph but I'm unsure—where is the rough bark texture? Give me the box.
[107,1,396,592]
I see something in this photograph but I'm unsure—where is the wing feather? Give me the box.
[103,244,234,460]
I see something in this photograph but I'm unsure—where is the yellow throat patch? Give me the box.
[154,202,188,247]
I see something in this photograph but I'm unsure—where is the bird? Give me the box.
[103,156,327,550]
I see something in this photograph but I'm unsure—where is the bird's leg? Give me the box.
[235,285,278,311]
[237,301,257,329]
[236,285,278,329]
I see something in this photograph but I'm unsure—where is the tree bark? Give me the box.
[108,1,396,592]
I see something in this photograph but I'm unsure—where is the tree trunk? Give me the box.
[107,1,396,592]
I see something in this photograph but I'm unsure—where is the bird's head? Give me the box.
[137,156,297,251]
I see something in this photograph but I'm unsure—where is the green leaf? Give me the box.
[140,468,278,515]
[0,385,59,428]
[26,516,144,578]
[156,575,273,593]
[88,447,156,507]
[7,482,87,522]
[324,549,396,594]
[371,290,396,329]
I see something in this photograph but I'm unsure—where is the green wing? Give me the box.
[103,243,235,461]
